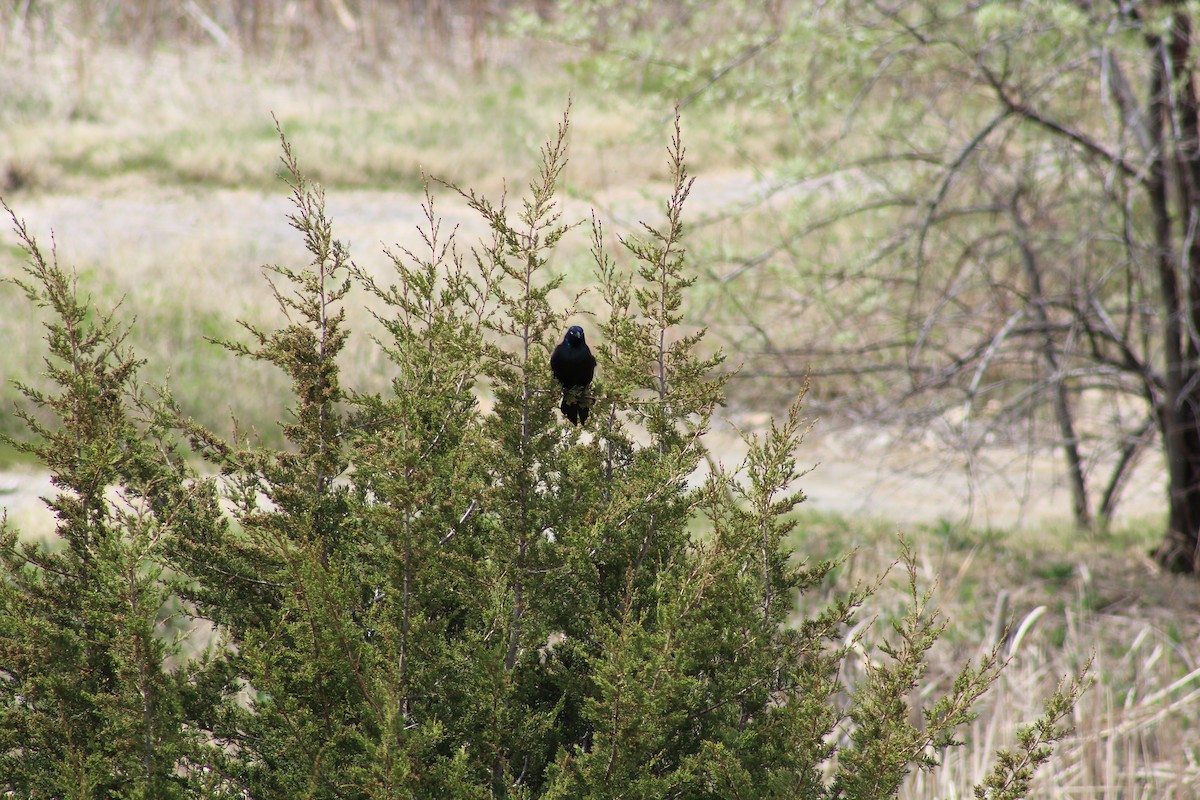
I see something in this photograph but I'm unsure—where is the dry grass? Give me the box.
[794,512,1200,799]
[0,20,789,197]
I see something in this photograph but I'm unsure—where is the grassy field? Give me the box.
[1,9,1197,797]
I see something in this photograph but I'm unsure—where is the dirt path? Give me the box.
[0,180,1170,536]
[1,411,1167,538]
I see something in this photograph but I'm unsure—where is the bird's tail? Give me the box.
[561,386,593,426]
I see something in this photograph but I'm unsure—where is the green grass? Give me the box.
[0,440,40,470]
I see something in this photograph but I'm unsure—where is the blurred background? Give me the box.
[0,0,1170,532]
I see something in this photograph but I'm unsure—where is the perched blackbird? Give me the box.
[550,325,597,425]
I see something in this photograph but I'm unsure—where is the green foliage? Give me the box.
[0,113,1086,797]
[0,203,223,798]
[973,667,1091,800]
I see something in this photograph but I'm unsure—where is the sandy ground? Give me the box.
[0,181,1170,536]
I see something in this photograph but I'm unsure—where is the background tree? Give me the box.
[541,0,1200,573]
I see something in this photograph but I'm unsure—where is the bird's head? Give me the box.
[565,325,586,345]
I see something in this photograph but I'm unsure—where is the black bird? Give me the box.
[550,325,597,425]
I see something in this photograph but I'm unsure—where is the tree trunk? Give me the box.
[1010,201,1090,528]
[1156,415,1200,573]
[1151,8,1200,573]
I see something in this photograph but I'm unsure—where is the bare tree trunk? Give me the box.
[1010,199,1090,528]
[1150,11,1200,573]
[1098,416,1154,526]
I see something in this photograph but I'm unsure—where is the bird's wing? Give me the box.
[550,344,567,382]
[583,347,597,381]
